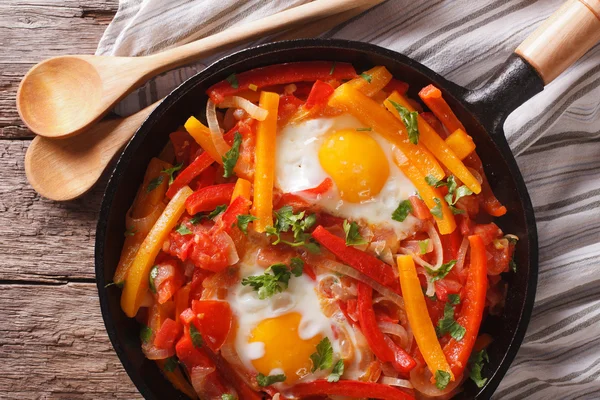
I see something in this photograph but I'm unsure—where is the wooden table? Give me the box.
[0,1,140,398]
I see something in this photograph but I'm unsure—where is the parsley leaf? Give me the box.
[328,359,344,382]
[241,260,302,299]
[124,226,137,237]
[343,220,367,246]
[146,176,164,193]
[388,100,419,144]
[162,163,183,185]
[290,257,304,277]
[222,132,242,178]
[392,199,413,222]
[425,260,456,282]
[425,175,446,188]
[356,127,372,132]
[225,73,239,89]
[448,293,461,305]
[237,214,258,234]
[419,239,430,255]
[469,349,489,388]
[435,370,451,390]
[140,325,152,343]
[175,223,192,236]
[510,259,517,273]
[222,395,236,400]
[189,324,204,348]
[257,373,286,387]
[164,356,178,372]
[437,302,466,341]
[149,265,159,294]
[310,337,333,372]
[266,206,319,252]
[430,198,443,219]
[208,204,227,220]
[329,62,336,75]
[450,205,466,215]
[360,72,372,83]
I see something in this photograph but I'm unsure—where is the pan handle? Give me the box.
[465,0,600,131]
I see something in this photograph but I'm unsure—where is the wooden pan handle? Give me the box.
[515,0,600,84]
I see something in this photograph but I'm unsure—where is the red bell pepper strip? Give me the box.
[286,380,415,400]
[357,282,417,374]
[212,195,252,234]
[443,235,488,376]
[203,347,264,400]
[190,300,232,352]
[383,78,409,95]
[207,61,357,103]
[297,177,333,196]
[185,183,236,215]
[420,111,449,139]
[463,152,507,217]
[418,84,466,134]
[304,80,335,109]
[312,225,400,292]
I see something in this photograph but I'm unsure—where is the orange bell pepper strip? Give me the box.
[384,92,481,194]
[445,128,476,161]
[344,66,393,97]
[328,84,444,181]
[251,91,279,232]
[174,283,191,325]
[394,153,456,234]
[443,235,488,377]
[397,255,454,381]
[155,359,198,399]
[231,178,252,202]
[418,84,466,134]
[121,186,193,318]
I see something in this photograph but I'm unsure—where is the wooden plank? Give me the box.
[0,0,119,139]
[0,140,107,282]
[0,283,139,399]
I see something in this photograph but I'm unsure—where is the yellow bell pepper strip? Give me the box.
[155,359,198,399]
[184,116,219,161]
[445,128,476,161]
[252,91,279,232]
[114,158,170,285]
[443,235,488,377]
[328,84,444,181]
[384,92,481,195]
[397,255,454,381]
[344,66,393,97]
[231,178,252,203]
[393,153,456,234]
[121,186,193,318]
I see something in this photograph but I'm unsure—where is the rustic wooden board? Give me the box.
[0,0,119,139]
[0,283,139,399]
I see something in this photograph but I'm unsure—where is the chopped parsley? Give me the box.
[360,72,372,83]
[189,324,204,348]
[425,260,456,282]
[430,198,443,219]
[162,163,183,185]
[236,214,258,234]
[329,62,336,75]
[328,359,345,382]
[510,259,517,273]
[146,176,164,193]
[140,325,152,343]
[149,265,159,294]
[310,337,333,372]
[164,357,179,372]
[388,100,419,144]
[469,349,489,388]
[221,395,236,400]
[290,257,304,277]
[450,205,466,215]
[392,199,412,222]
[241,260,302,300]
[225,73,239,89]
[343,220,367,246]
[191,204,228,224]
[175,223,192,236]
[222,132,242,178]
[124,226,137,237]
[256,373,286,387]
[419,239,430,255]
[437,302,466,341]
[448,293,461,305]
[356,127,372,132]
[435,370,451,390]
[265,206,319,253]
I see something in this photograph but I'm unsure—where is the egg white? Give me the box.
[275,114,420,239]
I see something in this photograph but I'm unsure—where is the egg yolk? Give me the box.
[319,129,390,203]
[249,312,323,384]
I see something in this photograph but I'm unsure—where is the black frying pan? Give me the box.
[95,2,600,398]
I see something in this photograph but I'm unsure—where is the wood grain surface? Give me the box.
[0,1,141,398]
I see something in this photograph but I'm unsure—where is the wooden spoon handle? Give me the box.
[144,0,383,75]
[515,0,600,84]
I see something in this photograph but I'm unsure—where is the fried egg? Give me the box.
[275,113,419,239]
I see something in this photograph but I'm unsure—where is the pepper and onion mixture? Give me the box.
[113,61,517,400]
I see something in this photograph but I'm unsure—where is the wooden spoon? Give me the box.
[16,0,383,139]
[24,3,377,201]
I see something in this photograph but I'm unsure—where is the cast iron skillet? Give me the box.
[95,2,600,398]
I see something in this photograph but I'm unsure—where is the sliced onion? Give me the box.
[410,365,463,397]
[284,83,297,94]
[206,99,230,155]
[218,96,268,121]
[380,376,414,389]
[213,230,239,266]
[126,203,165,234]
[455,236,469,273]
[183,260,195,278]
[142,343,172,360]
[378,322,410,350]
[190,365,216,397]
[308,256,405,309]
[468,167,483,185]
[426,223,443,270]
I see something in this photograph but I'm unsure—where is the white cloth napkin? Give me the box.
[97,1,600,398]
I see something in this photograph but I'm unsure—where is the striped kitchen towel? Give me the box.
[97,1,600,398]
